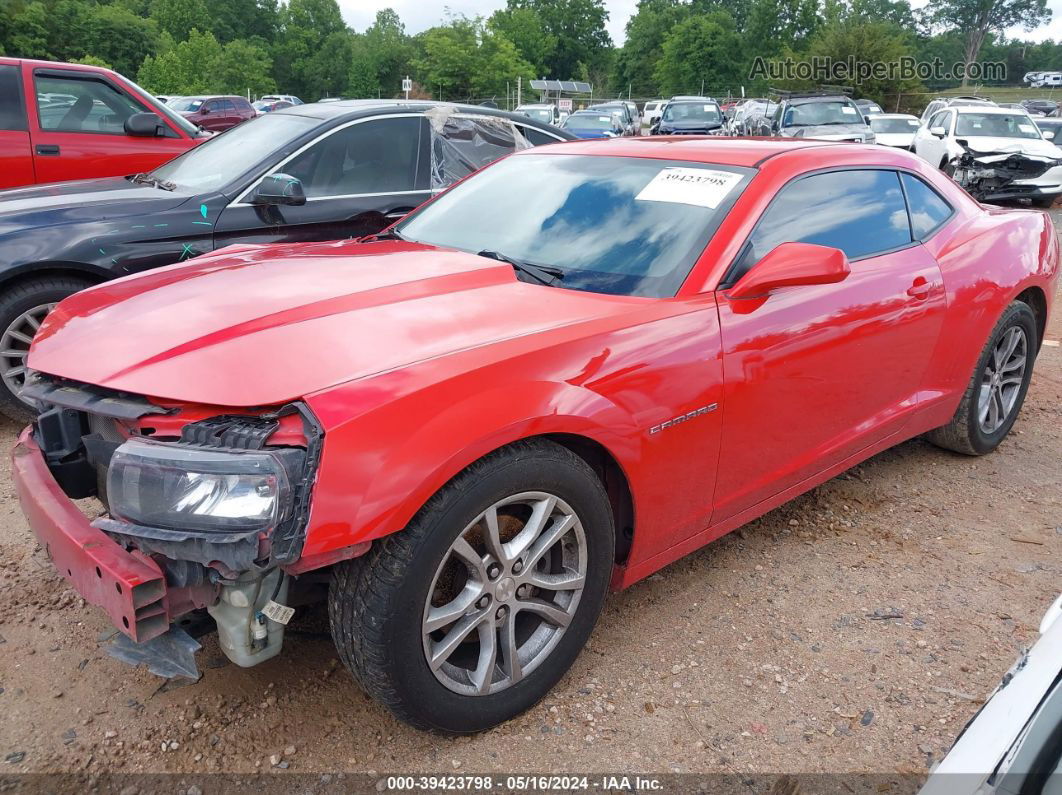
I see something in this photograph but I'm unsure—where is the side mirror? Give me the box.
[929,126,946,138]
[253,173,306,206]
[727,242,850,300]
[200,106,211,114]
[1043,129,1057,140]
[124,112,166,137]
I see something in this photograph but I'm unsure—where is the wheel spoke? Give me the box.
[429,611,487,670]
[1000,354,1025,373]
[481,505,507,564]
[526,566,585,591]
[505,496,557,561]
[988,388,1001,430]
[1000,374,1023,388]
[3,366,25,379]
[499,609,523,685]
[518,598,572,628]
[1000,328,1021,363]
[469,621,498,695]
[524,513,576,571]
[425,583,485,633]
[450,536,488,581]
[6,330,33,346]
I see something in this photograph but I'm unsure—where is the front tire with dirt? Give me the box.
[328,439,614,733]
[0,276,93,422]
[925,300,1037,455]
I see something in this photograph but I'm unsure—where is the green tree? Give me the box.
[137,27,272,95]
[83,4,160,76]
[744,0,820,59]
[7,2,52,59]
[215,37,276,95]
[506,0,611,79]
[206,0,279,43]
[654,11,744,95]
[362,8,414,96]
[488,6,557,76]
[273,0,347,99]
[415,16,534,101]
[149,0,210,42]
[923,0,1051,84]
[299,30,354,99]
[613,0,690,97]
[74,54,113,69]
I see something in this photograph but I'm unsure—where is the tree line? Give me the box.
[0,0,1056,106]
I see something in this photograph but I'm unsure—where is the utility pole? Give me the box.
[517,76,522,107]
[700,79,705,96]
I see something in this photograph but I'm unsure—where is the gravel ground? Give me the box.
[0,215,1060,782]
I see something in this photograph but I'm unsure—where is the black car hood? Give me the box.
[0,178,194,235]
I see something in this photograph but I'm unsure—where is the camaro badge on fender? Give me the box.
[649,404,718,435]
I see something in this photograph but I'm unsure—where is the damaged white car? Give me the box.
[914,106,1062,206]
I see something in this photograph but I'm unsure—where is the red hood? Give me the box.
[29,241,633,406]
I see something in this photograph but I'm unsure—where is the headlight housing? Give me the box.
[106,438,294,535]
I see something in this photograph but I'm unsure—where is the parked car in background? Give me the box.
[1036,117,1062,141]
[170,95,256,132]
[318,97,345,103]
[0,57,207,190]
[921,595,1062,795]
[515,103,559,125]
[588,102,636,136]
[867,113,921,149]
[621,100,640,129]
[0,100,575,419]
[920,95,995,122]
[260,94,303,106]
[769,93,874,142]
[560,110,624,139]
[14,137,1056,733]
[729,99,777,135]
[1024,71,1046,84]
[854,98,884,116]
[253,98,294,115]
[913,105,1062,205]
[1022,97,1058,116]
[651,98,725,135]
[1032,72,1062,87]
[642,100,664,127]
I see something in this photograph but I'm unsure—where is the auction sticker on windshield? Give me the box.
[636,167,743,209]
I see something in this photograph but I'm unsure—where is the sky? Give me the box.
[338,0,1062,46]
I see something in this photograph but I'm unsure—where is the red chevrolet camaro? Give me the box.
[12,138,1059,733]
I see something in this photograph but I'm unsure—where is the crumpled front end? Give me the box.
[12,371,326,679]
[951,143,1062,203]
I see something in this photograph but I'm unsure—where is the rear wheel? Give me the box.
[925,300,1037,455]
[328,439,614,733]
[0,276,93,422]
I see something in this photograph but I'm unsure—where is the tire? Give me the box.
[328,439,614,733]
[925,300,1037,455]
[0,276,93,423]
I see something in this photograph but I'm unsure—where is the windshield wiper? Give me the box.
[359,228,405,243]
[477,250,564,285]
[130,172,176,191]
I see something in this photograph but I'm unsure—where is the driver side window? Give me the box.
[727,170,912,284]
[281,116,426,199]
[928,110,951,132]
[35,73,144,134]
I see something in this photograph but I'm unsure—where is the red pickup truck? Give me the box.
[0,58,207,190]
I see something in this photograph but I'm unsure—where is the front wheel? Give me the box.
[925,300,1037,455]
[328,439,614,733]
[0,276,93,422]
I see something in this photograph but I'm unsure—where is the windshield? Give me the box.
[955,113,1042,139]
[170,98,205,112]
[870,117,920,133]
[396,154,753,297]
[149,113,318,192]
[520,108,554,123]
[662,102,721,124]
[785,100,863,127]
[564,114,614,131]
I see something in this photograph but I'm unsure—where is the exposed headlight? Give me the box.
[107,439,294,534]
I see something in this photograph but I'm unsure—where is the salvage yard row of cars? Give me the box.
[2,57,1060,764]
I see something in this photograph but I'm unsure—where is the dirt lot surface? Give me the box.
[0,218,1060,785]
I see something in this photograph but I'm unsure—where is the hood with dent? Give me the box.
[29,241,633,407]
[0,177,192,235]
[958,136,1062,158]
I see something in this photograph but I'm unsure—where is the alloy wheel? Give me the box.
[978,325,1027,434]
[1,303,55,403]
[422,491,587,696]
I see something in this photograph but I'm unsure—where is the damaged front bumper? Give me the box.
[951,148,1062,203]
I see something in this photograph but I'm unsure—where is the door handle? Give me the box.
[906,276,931,300]
[35,144,60,156]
